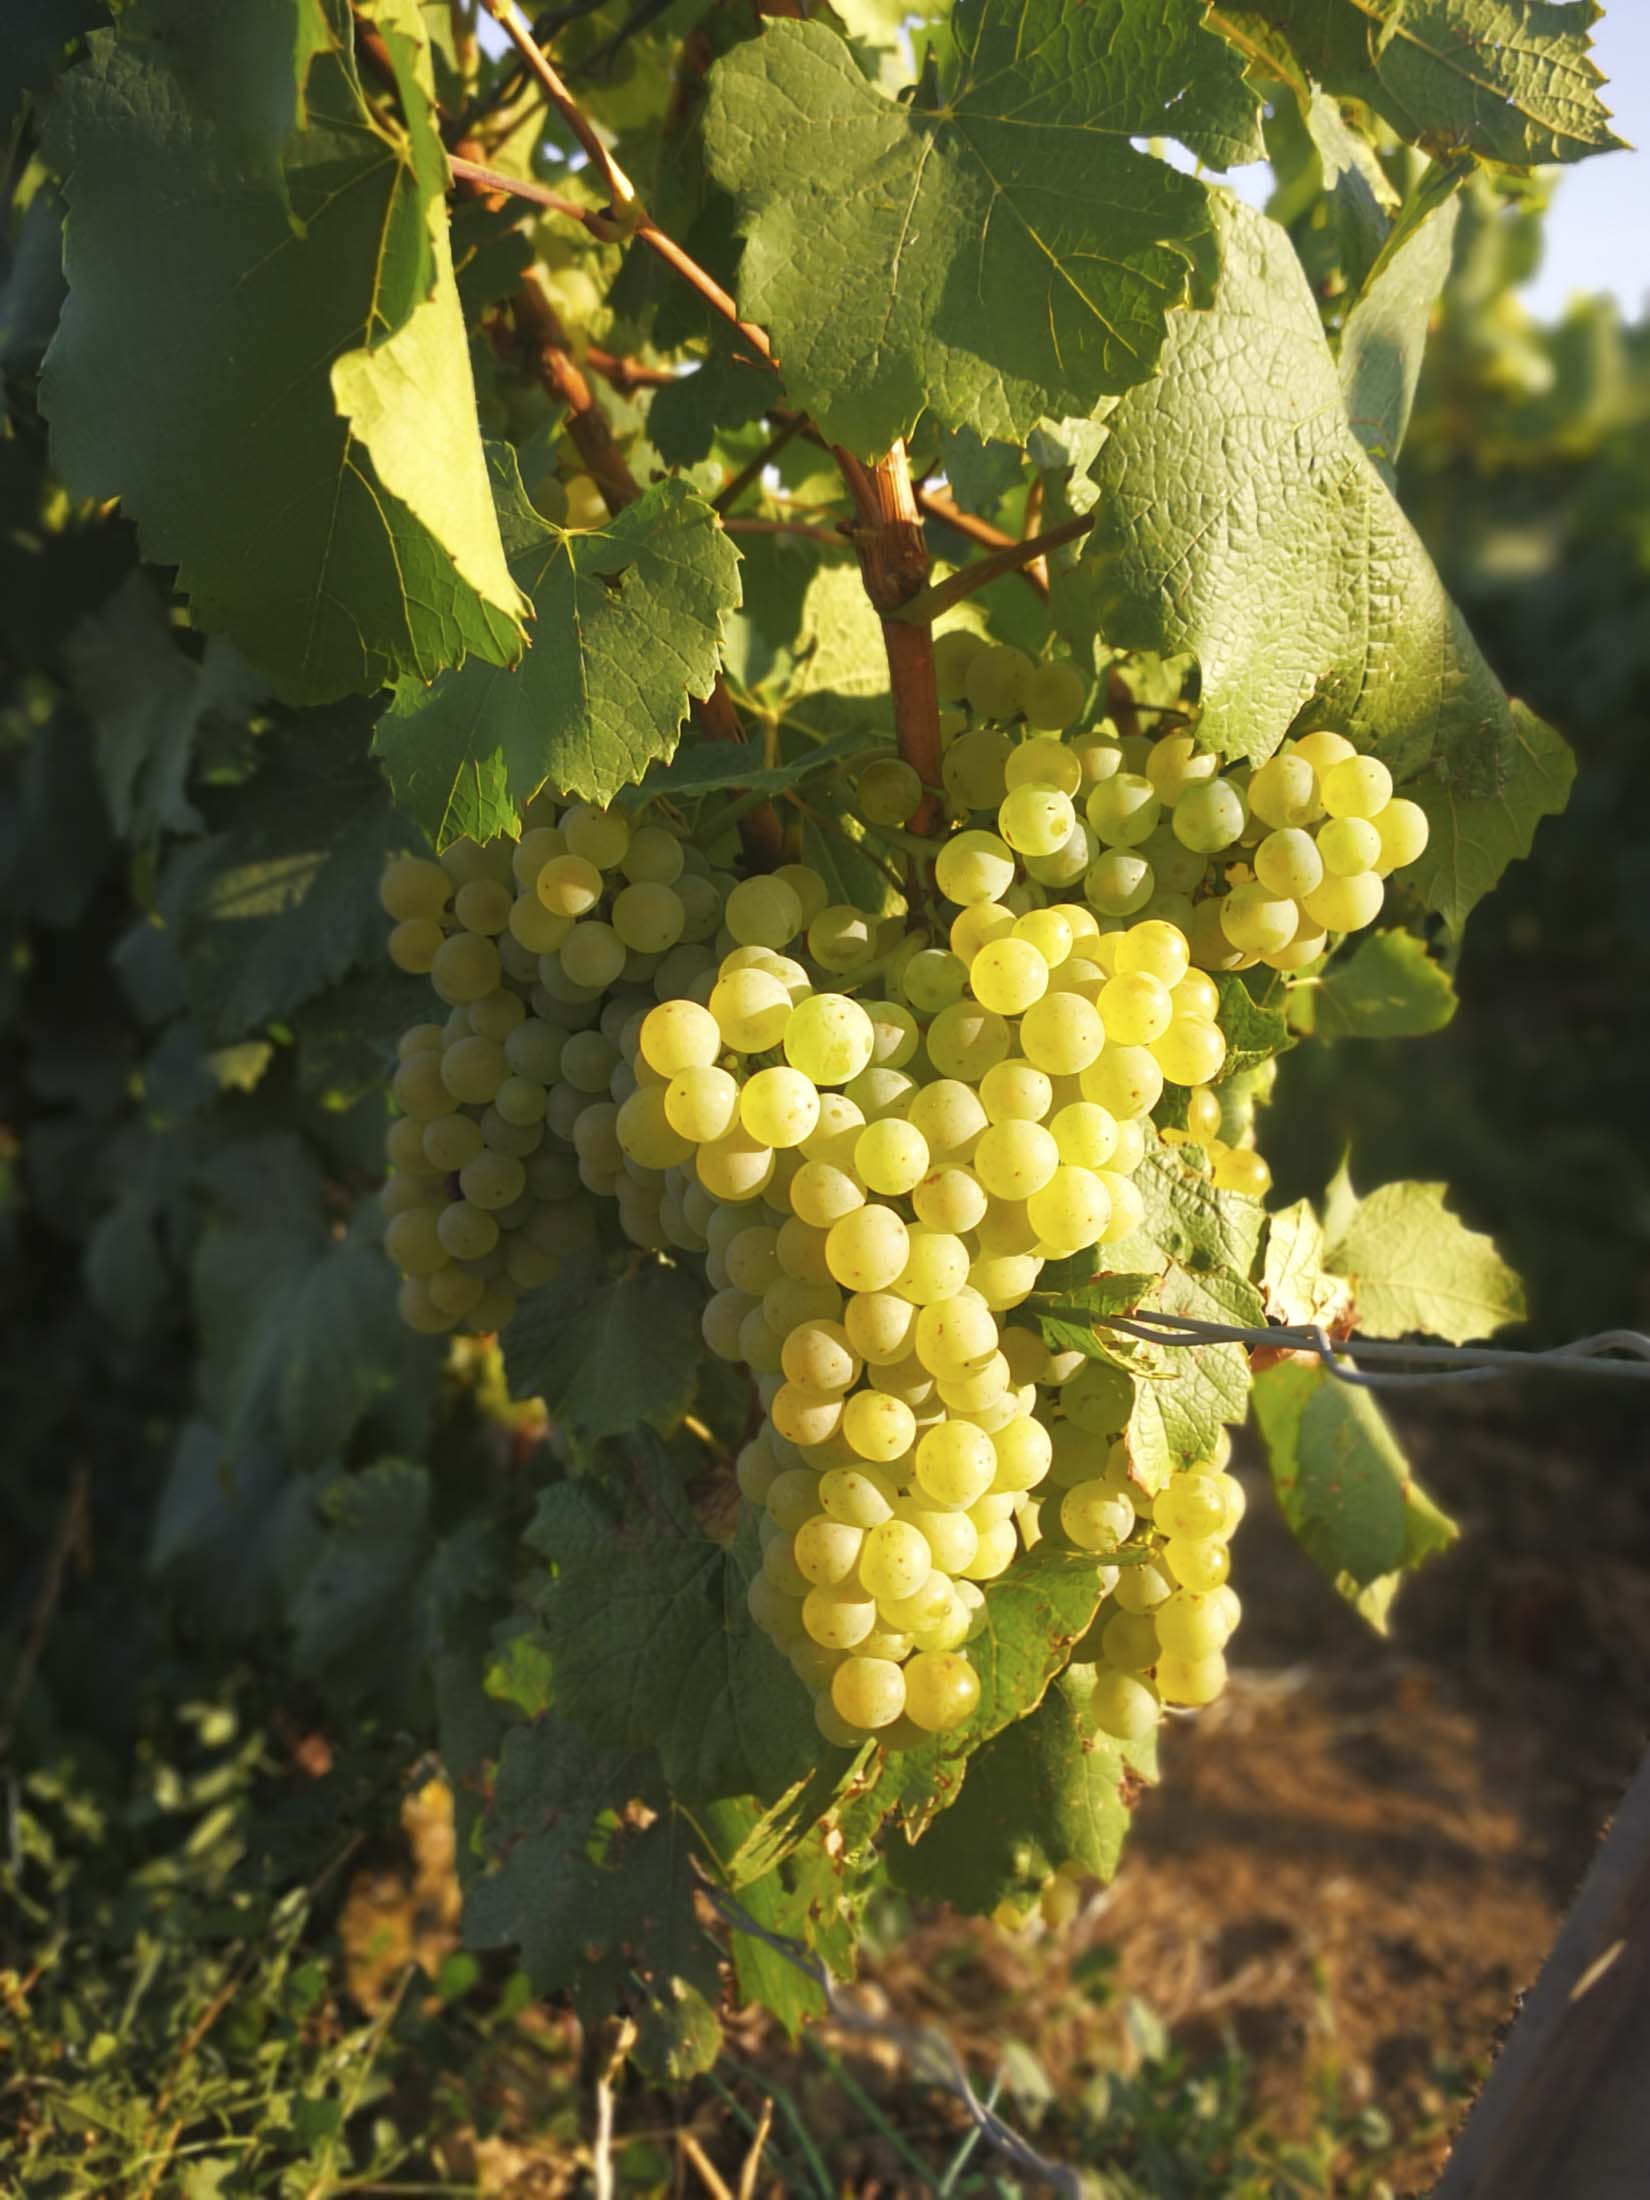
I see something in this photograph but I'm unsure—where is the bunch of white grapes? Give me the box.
[372,648,1434,1759]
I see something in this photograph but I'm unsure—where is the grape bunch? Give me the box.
[373,647,1436,1759]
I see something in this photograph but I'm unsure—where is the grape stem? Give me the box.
[894,513,1096,624]
[835,441,944,839]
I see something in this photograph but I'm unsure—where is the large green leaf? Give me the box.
[1123,1263,1261,1483]
[522,1451,818,1804]
[500,1255,704,1446]
[1407,699,1576,934]
[1078,195,1523,797]
[1338,193,1460,481]
[890,1666,1154,1912]
[705,5,1260,455]
[1099,1143,1268,1280]
[65,572,262,842]
[1251,1357,1458,1629]
[1291,928,1459,1040]
[193,1137,430,1465]
[1326,1177,1525,1342]
[42,3,527,703]
[1233,0,1623,168]
[374,470,742,848]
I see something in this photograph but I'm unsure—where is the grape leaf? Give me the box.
[500,1255,704,1446]
[522,1450,817,1803]
[648,331,774,468]
[374,470,742,848]
[65,572,263,842]
[1339,192,1461,481]
[161,717,403,1041]
[846,1543,1109,1842]
[148,1418,320,1643]
[1326,1177,1525,1342]
[890,1666,1155,1912]
[705,4,1261,455]
[289,1458,502,1716]
[641,727,882,799]
[42,4,527,703]
[1122,1262,1261,1484]
[1251,1357,1458,1630]
[1078,195,1523,795]
[465,1713,720,2072]
[1212,970,1294,1076]
[1291,929,1459,1039]
[139,0,331,186]
[1099,1143,1267,1280]
[1260,1199,1354,1331]
[1406,699,1576,934]
[193,1137,431,1465]
[1235,0,1624,168]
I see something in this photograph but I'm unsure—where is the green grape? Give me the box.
[1010,910,1072,971]
[388,919,445,974]
[933,627,985,702]
[460,1150,527,1211]
[1090,1670,1160,1742]
[1050,1101,1117,1169]
[915,1419,996,1507]
[1137,826,1208,899]
[494,1074,548,1127]
[1027,1164,1110,1254]
[1254,827,1323,899]
[740,1066,821,1149]
[430,932,502,1005]
[696,1124,776,1203]
[1086,773,1160,846]
[1220,881,1299,957]
[454,877,512,935]
[962,1518,1018,1580]
[1078,1041,1161,1120]
[438,837,503,888]
[502,1019,564,1086]
[615,1085,693,1168]
[934,827,1015,906]
[560,922,625,990]
[508,894,573,956]
[560,803,629,869]
[1113,1560,1172,1614]
[990,1412,1052,1491]
[1316,815,1382,876]
[639,999,720,1078]
[819,1467,896,1528]
[1150,1013,1224,1087]
[398,1276,455,1333]
[927,1001,1011,1082]
[965,643,1034,720]
[536,853,603,917]
[1373,796,1429,874]
[1024,818,1095,888]
[970,937,1049,1015]
[674,874,724,944]
[441,1036,507,1106]
[854,1118,929,1198]
[771,1382,844,1447]
[859,1519,933,1601]
[1022,660,1087,732]
[610,882,684,953]
[857,998,919,1070]
[843,1289,918,1366]
[1156,1650,1227,1706]
[1302,871,1384,932]
[1101,1610,1160,1670]
[912,1163,988,1233]
[1163,1536,1230,1592]
[808,903,877,973]
[831,1655,907,1729]
[1292,730,1356,779]
[560,1030,618,1093]
[895,1226,970,1305]
[825,1204,910,1292]
[1145,732,1220,803]
[1005,737,1082,797]
[906,1079,987,1159]
[997,784,1076,857]
[970,1252,1040,1309]
[381,854,452,922]
[1085,849,1154,916]
[1156,1591,1228,1659]
[1172,779,1246,853]
[725,874,804,949]
[423,1113,484,1172]
[857,757,923,825]
[1211,1146,1271,1199]
[1060,1480,1134,1552]
[1070,731,1124,785]
[1248,751,1320,829]
[900,949,967,1016]
[1113,918,1188,987]
[980,1057,1053,1124]
[803,1581,878,1649]
[974,1120,1060,1200]
[384,1206,447,1277]
[1019,992,1104,1076]
[780,1317,860,1393]
[1098,972,1171,1046]
[784,992,875,1085]
[710,967,792,1052]
[841,1388,916,1463]
[735,1434,783,1504]
[437,1201,500,1261]
[1321,754,1393,820]
[942,727,1015,809]
[793,1514,865,1587]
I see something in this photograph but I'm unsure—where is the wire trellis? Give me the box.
[1094,1311,1650,1391]
[705,1887,1089,2197]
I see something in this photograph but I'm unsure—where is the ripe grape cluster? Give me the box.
[374,646,1434,1759]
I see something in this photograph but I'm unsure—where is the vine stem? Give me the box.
[836,440,943,839]
[479,0,639,213]
[894,512,1095,623]
[912,484,1051,597]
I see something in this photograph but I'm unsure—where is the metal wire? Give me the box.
[705,1886,1086,2197]
[1093,1312,1650,1391]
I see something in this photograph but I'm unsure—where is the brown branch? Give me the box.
[1022,476,1049,591]
[894,512,1095,624]
[912,485,1051,599]
[585,345,676,393]
[837,440,942,837]
[481,0,639,211]
[722,516,847,547]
